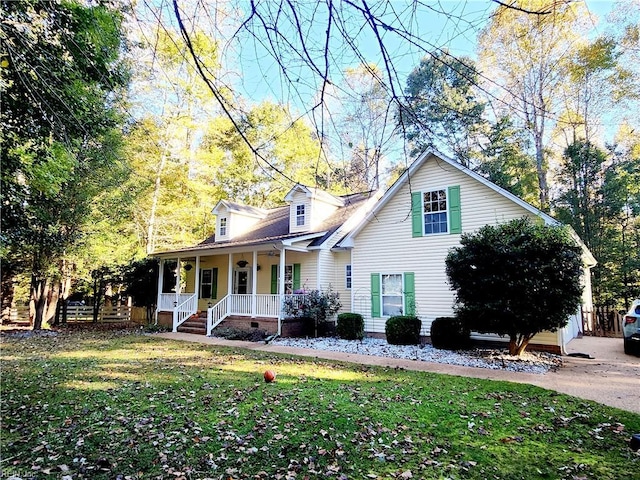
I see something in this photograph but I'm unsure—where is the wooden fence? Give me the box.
[581,306,624,338]
[4,305,138,324]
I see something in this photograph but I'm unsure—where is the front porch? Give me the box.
[157,292,307,336]
[154,242,317,335]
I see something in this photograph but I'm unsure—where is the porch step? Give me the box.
[177,315,206,335]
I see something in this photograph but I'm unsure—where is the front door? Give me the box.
[233,268,252,294]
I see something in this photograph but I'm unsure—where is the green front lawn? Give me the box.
[1,329,638,479]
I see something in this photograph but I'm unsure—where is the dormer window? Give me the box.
[296,204,305,226]
[219,217,227,236]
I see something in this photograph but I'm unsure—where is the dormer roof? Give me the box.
[212,200,268,218]
[284,184,345,207]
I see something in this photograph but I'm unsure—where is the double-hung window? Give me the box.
[296,204,306,226]
[412,186,461,237]
[200,268,218,299]
[371,272,415,318]
[423,189,448,234]
[219,217,227,236]
[381,274,403,316]
[345,264,352,289]
[270,263,301,294]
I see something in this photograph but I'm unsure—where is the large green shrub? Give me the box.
[430,317,471,350]
[385,315,421,345]
[445,217,583,356]
[337,313,364,340]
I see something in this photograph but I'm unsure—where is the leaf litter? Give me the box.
[0,328,638,479]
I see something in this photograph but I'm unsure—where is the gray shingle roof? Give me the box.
[154,191,374,256]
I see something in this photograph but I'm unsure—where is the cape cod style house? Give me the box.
[154,150,596,354]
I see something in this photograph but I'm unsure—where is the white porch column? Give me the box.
[251,250,258,317]
[194,256,201,308]
[278,248,286,336]
[173,258,181,333]
[227,253,233,296]
[176,257,182,303]
[155,259,164,323]
[279,248,286,295]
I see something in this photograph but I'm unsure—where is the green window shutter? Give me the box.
[212,268,218,299]
[371,273,381,318]
[293,263,301,290]
[411,191,423,238]
[270,265,278,294]
[403,272,415,316]
[448,185,462,234]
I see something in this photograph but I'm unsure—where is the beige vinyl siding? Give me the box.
[352,157,540,337]
[285,250,317,290]
[317,248,333,291]
[310,200,339,229]
[289,191,311,233]
[229,212,262,239]
[470,331,561,348]
[334,250,352,313]
[316,248,352,313]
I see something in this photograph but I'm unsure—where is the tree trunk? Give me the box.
[1,270,15,324]
[534,135,549,211]
[147,133,171,255]
[31,275,49,330]
[92,275,100,323]
[46,279,60,326]
[509,334,533,356]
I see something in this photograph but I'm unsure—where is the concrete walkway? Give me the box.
[156,333,640,414]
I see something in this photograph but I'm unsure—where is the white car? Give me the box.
[623,299,640,355]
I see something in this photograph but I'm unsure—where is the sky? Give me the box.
[137,0,632,178]
[220,0,619,112]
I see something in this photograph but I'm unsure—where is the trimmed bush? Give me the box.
[385,315,421,345]
[337,313,364,340]
[430,317,471,350]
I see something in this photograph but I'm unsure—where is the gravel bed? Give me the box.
[273,336,563,374]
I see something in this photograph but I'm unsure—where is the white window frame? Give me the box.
[422,188,448,235]
[200,268,213,299]
[233,268,252,294]
[219,217,227,236]
[345,264,352,289]
[381,273,404,317]
[295,204,306,227]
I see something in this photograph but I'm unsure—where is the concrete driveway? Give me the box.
[157,333,640,414]
[548,336,639,414]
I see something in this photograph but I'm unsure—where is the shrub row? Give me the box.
[336,313,364,340]
[385,315,421,345]
[430,316,471,350]
[324,312,472,350]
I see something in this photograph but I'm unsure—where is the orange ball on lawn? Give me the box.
[264,370,276,383]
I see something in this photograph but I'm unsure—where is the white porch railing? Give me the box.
[207,295,230,336]
[159,293,195,311]
[206,294,302,335]
[172,293,198,332]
